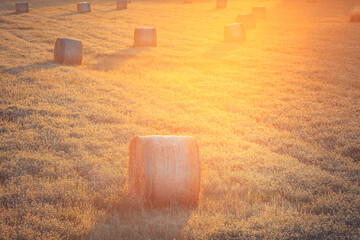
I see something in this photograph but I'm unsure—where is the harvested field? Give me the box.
[0,0,359,239]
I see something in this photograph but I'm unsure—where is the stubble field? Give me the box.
[0,0,359,239]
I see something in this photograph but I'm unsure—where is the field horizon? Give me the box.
[0,0,359,239]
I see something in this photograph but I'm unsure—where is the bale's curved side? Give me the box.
[128,136,200,206]
[54,38,83,65]
[134,28,157,47]
[117,0,127,9]
[77,2,91,13]
[252,6,266,20]
[15,2,29,13]
[224,23,246,42]
[216,0,227,8]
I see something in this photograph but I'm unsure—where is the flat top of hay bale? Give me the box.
[239,13,253,16]
[136,27,156,30]
[57,37,82,43]
[226,23,242,27]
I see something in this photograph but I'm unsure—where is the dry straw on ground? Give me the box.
[350,7,360,22]
[236,13,256,29]
[134,27,157,47]
[117,0,127,10]
[128,136,201,206]
[77,2,91,13]
[54,38,83,65]
[15,2,29,13]
[224,23,246,42]
[252,6,266,20]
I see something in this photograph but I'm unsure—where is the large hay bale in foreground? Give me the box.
[77,2,91,13]
[134,28,157,47]
[350,7,360,22]
[216,0,227,8]
[117,0,127,9]
[236,13,256,29]
[224,23,246,42]
[54,38,83,65]
[15,2,29,13]
[128,136,201,206]
[252,6,266,20]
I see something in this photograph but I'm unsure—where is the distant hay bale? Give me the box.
[77,2,91,13]
[216,0,227,9]
[128,136,201,206]
[350,7,360,22]
[134,28,157,47]
[184,0,193,4]
[252,6,266,20]
[54,38,83,65]
[15,2,29,13]
[236,13,256,29]
[224,23,246,42]
[306,0,317,2]
[117,0,127,10]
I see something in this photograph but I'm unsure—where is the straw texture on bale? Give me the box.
[350,7,360,22]
[216,0,227,8]
[15,2,29,13]
[117,0,127,10]
[54,38,83,65]
[77,2,91,13]
[128,136,201,206]
[236,13,256,29]
[134,28,157,47]
[252,6,266,19]
[224,23,246,42]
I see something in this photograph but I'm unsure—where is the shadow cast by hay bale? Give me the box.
[1,61,59,76]
[87,205,193,239]
[89,47,147,71]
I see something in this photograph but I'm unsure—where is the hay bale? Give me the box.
[224,23,246,42]
[54,38,83,65]
[184,0,193,3]
[117,0,127,9]
[236,13,256,29]
[15,2,29,13]
[350,7,360,22]
[134,28,157,47]
[128,136,201,206]
[252,6,266,20]
[216,0,227,9]
[77,2,91,13]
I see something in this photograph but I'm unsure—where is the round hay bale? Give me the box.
[128,136,201,206]
[15,2,29,13]
[184,0,193,4]
[216,0,227,8]
[236,13,256,29]
[252,6,266,20]
[54,38,83,65]
[134,28,157,47]
[350,7,360,22]
[77,2,91,13]
[117,0,127,10]
[224,23,246,42]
